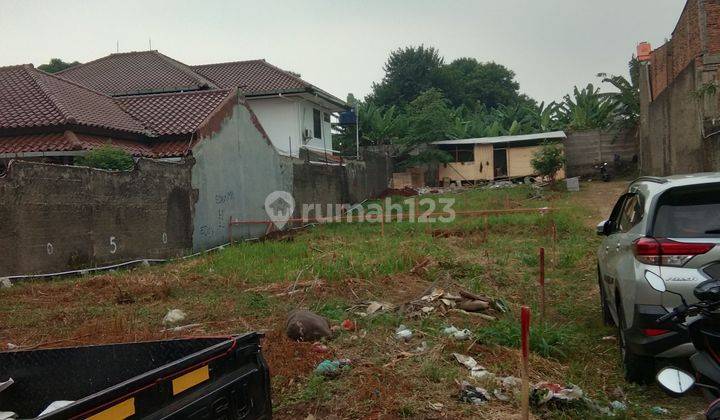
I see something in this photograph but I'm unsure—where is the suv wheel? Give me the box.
[598,268,613,326]
[617,298,655,384]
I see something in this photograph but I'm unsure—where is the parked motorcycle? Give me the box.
[646,271,720,419]
[594,161,610,182]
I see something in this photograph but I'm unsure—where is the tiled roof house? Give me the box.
[0,63,239,159]
[60,51,348,157]
[0,50,346,162]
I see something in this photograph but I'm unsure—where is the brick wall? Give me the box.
[649,0,707,98]
[706,2,720,52]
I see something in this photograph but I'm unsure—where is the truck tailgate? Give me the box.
[0,333,271,419]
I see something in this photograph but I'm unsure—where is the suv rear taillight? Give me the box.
[633,237,714,267]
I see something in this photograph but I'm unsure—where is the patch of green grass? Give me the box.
[311,298,349,322]
[475,318,578,359]
[296,374,333,403]
[235,292,274,316]
[396,404,416,418]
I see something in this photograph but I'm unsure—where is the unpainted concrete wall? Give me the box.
[0,159,193,277]
[191,98,293,250]
[641,61,706,175]
[346,151,392,203]
[292,151,392,218]
[564,130,638,177]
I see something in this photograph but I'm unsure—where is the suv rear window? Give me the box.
[653,183,720,238]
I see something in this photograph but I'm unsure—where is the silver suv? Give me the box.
[597,174,720,383]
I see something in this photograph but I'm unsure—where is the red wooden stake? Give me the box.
[539,247,546,324]
[521,306,531,420]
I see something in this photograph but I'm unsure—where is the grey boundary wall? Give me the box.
[0,152,391,278]
[0,159,194,277]
[564,129,638,177]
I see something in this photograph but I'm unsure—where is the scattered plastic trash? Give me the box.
[0,378,14,393]
[494,298,509,313]
[443,326,472,340]
[532,382,584,405]
[458,381,491,405]
[602,335,616,341]
[421,288,445,302]
[0,278,11,288]
[364,301,395,315]
[651,406,669,415]
[493,388,510,401]
[440,298,456,308]
[38,401,74,416]
[452,353,495,385]
[162,309,187,325]
[452,353,481,370]
[395,325,412,341]
[414,341,429,353]
[311,342,329,353]
[314,359,351,378]
[421,306,435,313]
[5,343,17,350]
[610,400,627,412]
[341,319,355,331]
[428,402,444,411]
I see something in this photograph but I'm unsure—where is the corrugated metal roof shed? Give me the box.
[432,131,567,146]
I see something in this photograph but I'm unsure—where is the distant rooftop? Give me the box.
[432,131,567,146]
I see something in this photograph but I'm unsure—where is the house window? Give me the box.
[323,112,330,123]
[313,109,322,139]
[438,145,475,163]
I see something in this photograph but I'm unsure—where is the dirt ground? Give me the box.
[0,180,710,419]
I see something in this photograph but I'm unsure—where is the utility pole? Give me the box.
[355,104,360,160]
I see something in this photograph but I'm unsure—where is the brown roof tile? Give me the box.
[192,59,308,95]
[58,51,216,96]
[115,89,233,136]
[0,131,195,158]
[0,65,147,135]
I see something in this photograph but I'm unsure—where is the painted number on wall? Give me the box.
[162,233,168,244]
[109,236,117,254]
[46,242,54,255]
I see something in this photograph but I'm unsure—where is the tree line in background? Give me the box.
[334,46,640,164]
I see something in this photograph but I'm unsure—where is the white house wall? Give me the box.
[191,99,293,251]
[246,97,300,156]
[248,96,334,157]
[298,100,333,152]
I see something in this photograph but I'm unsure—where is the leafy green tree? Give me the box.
[38,58,80,73]
[332,98,407,154]
[367,45,444,107]
[435,58,523,109]
[531,141,566,181]
[402,88,454,148]
[597,57,640,134]
[398,89,454,164]
[75,146,134,170]
[557,84,614,131]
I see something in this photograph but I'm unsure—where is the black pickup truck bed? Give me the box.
[0,333,271,419]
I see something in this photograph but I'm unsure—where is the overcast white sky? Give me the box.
[0,0,685,104]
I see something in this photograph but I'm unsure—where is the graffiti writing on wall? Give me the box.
[199,190,237,240]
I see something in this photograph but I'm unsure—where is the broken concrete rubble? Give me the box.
[162,309,187,325]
